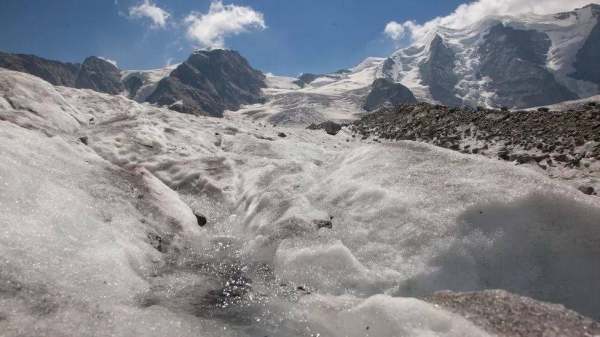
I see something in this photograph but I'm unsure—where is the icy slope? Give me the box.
[1,70,600,335]
[121,64,178,103]
[233,58,384,125]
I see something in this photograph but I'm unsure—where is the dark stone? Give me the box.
[146,49,266,117]
[0,51,81,86]
[538,107,550,112]
[75,56,124,95]
[194,212,208,227]
[307,121,343,135]
[278,132,287,138]
[363,78,418,111]
[578,186,595,195]
[313,219,333,229]
[78,136,89,145]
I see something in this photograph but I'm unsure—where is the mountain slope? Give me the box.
[379,4,600,109]
[0,52,80,87]
[75,56,125,95]
[146,49,266,117]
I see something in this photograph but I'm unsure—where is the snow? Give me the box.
[232,58,381,125]
[121,64,178,102]
[377,6,600,107]
[2,70,600,335]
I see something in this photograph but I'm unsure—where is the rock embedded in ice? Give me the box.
[578,186,596,195]
[194,212,208,227]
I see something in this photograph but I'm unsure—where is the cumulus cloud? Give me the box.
[184,1,266,48]
[98,57,118,67]
[384,0,600,41]
[129,0,171,29]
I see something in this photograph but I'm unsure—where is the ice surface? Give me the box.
[1,70,600,336]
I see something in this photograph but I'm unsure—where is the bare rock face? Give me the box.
[363,78,417,111]
[0,52,80,87]
[75,56,124,95]
[570,5,600,85]
[146,49,266,117]
[478,24,578,109]
[424,290,600,337]
[419,35,462,107]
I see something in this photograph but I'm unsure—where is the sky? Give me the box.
[0,0,597,76]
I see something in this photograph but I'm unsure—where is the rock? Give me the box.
[578,186,595,195]
[424,290,600,337]
[278,132,287,138]
[307,121,342,136]
[538,107,550,112]
[0,51,81,86]
[313,219,333,229]
[146,49,266,117]
[78,136,89,145]
[363,78,418,111]
[194,212,208,227]
[75,56,124,95]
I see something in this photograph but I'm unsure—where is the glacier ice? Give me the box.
[1,69,599,336]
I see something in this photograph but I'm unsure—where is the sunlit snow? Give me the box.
[1,69,600,336]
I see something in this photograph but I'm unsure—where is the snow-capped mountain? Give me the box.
[380,3,600,109]
[1,4,599,122]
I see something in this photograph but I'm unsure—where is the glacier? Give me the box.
[1,68,600,336]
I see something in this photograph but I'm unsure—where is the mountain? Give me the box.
[75,56,125,95]
[145,49,266,117]
[0,52,80,86]
[1,4,599,122]
[363,78,418,111]
[379,3,600,109]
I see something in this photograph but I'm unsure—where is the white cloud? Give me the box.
[384,0,600,41]
[184,1,266,48]
[165,57,175,67]
[129,0,171,29]
[98,57,118,68]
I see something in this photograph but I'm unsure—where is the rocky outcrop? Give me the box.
[424,290,600,337]
[570,6,600,85]
[75,56,125,95]
[351,101,600,189]
[0,52,80,87]
[363,78,417,111]
[307,121,342,135]
[419,35,461,107]
[146,49,266,117]
[478,24,578,109]
[123,76,143,99]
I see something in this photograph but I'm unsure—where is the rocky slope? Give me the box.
[146,49,266,117]
[351,101,600,193]
[75,56,125,95]
[0,51,80,87]
[363,78,417,111]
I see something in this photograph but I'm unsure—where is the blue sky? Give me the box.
[0,0,593,76]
